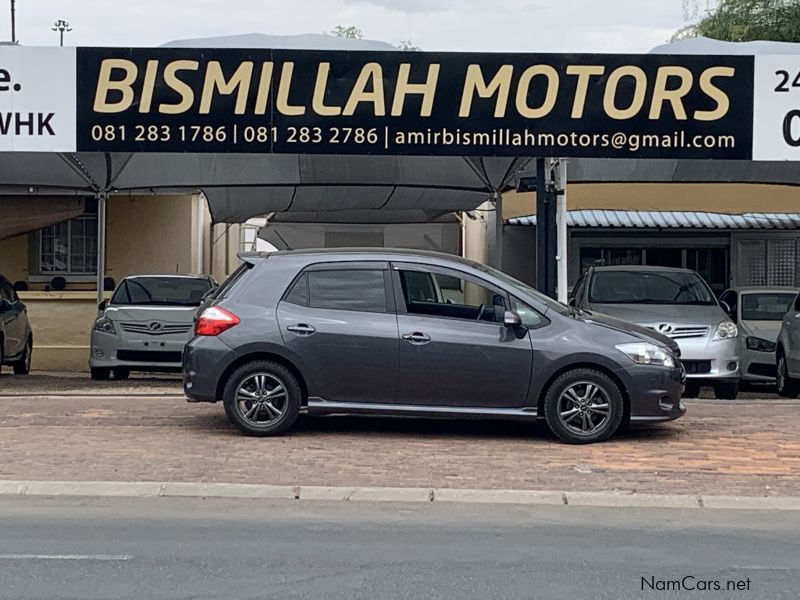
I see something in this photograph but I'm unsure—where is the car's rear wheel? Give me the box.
[90,367,111,381]
[12,337,32,375]
[777,353,800,398]
[223,361,301,437]
[544,369,624,444]
[713,381,739,400]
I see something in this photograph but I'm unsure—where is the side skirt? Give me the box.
[306,398,539,421]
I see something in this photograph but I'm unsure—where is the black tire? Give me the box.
[12,337,32,375]
[112,367,131,380]
[544,368,624,444]
[90,367,111,381]
[682,382,701,398]
[222,360,301,437]
[713,381,739,400]
[777,353,800,398]
[0,339,4,376]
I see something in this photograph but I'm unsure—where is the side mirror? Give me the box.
[0,298,11,312]
[503,310,523,328]
[201,286,219,302]
[720,300,735,320]
[98,299,107,312]
[568,296,576,307]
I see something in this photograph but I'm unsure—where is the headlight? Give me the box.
[94,316,116,334]
[746,336,776,352]
[713,321,737,341]
[616,342,676,368]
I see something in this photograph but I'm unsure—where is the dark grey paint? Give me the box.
[184,249,684,423]
[0,275,31,364]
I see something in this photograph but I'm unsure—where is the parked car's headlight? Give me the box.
[94,317,116,334]
[712,321,737,341]
[746,336,776,352]
[615,342,676,368]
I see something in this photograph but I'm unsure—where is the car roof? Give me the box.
[240,248,487,269]
[728,286,800,294]
[590,265,694,274]
[123,273,211,279]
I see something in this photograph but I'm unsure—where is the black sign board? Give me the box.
[75,47,754,158]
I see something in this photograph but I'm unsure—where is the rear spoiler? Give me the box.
[237,252,272,266]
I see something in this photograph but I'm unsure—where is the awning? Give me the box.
[0,196,85,240]
[507,210,800,229]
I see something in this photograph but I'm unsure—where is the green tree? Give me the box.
[327,25,422,50]
[674,0,800,42]
[329,25,364,39]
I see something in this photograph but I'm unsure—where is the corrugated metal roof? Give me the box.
[506,210,800,229]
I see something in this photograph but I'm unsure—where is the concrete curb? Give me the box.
[0,480,798,510]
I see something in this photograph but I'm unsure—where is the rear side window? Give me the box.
[284,269,387,313]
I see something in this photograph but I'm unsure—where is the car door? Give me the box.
[0,277,24,358]
[276,262,399,404]
[391,263,533,408]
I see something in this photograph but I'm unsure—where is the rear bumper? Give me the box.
[620,364,686,422]
[182,335,236,402]
[90,329,188,371]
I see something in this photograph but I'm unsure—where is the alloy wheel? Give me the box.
[235,373,288,427]
[557,381,611,436]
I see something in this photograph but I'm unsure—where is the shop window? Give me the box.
[37,200,98,275]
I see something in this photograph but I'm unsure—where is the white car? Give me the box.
[720,287,798,384]
[775,291,800,397]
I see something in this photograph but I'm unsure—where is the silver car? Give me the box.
[720,287,798,384]
[90,274,216,380]
[775,292,800,397]
[571,266,739,399]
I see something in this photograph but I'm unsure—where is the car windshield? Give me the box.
[111,276,212,306]
[741,292,796,321]
[475,263,571,316]
[589,270,716,306]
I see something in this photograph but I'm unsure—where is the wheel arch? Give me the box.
[216,351,309,405]
[536,362,631,422]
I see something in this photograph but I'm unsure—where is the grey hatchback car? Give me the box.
[183,250,686,444]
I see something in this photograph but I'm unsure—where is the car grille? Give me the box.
[647,326,709,339]
[120,322,193,336]
[117,350,183,363]
[683,360,712,374]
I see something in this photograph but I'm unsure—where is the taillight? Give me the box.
[195,306,240,336]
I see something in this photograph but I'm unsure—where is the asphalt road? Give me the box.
[0,497,797,600]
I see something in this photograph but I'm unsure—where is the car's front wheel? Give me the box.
[223,361,301,437]
[777,353,800,398]
[544,368,624,444]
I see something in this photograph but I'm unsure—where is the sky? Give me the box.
[6,0,688,53]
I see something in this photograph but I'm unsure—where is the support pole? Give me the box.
[493,191,503,270]
[535,158,557,298]
[96,191,107,311]
[556,160,569,303]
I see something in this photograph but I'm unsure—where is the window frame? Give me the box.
[280,261,395,315]
[390,261,512,324]
[35,206,99,279]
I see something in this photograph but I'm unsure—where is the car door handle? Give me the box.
[402,332,431,345]
[287,323,316,335]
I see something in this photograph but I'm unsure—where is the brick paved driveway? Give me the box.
[0,395,798,497]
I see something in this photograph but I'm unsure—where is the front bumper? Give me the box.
[740,348,777,382]
[90,329,189,371]
[619,363,686,422]
[672,335,739,383]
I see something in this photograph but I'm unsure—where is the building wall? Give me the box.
[106,194,195,282]
[0,233,29,284]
